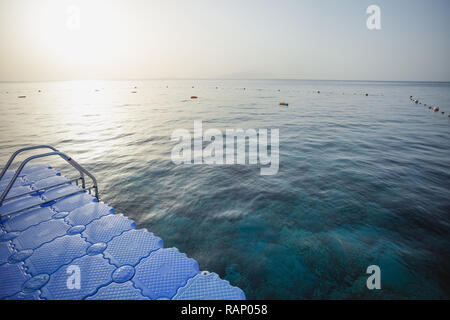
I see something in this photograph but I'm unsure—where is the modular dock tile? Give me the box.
[173,272,247,300]
[2,207,56,232]
[23,235,90,276]
[4,290,41,300]
[0,163,245,300]
[40,254,116,300]
[33,175,70,190]
[0,243,12,265]
[52,193,96,213]
[133,248,199,300]
[82,213,136,244]
[41,184,82,201]
[0,195,44,216]
[87,281,149,300]
[0,263,30,299]
[65,202,114,226]
[12,219,71,250]
[103,229,163,267]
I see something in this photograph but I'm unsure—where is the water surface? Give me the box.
[1,79,449,299]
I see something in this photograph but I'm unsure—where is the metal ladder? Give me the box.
[0,145,99,217]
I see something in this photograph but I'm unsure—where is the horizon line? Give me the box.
[1,77,450,84]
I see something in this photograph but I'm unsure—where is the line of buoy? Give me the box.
[411,96,446,116]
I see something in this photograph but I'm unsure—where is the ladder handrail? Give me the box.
[0,145,59,181]
[0,151,99,207]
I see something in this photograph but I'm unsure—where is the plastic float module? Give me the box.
[0,163,245,300]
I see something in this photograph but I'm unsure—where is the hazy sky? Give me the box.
[1,0,449,81]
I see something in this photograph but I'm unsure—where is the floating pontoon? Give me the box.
[0,146,245,300]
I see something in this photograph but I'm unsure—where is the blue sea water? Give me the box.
[0,79,449,299]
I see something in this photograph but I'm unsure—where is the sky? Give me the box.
[0,0,449,82]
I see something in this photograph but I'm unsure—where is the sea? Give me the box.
[0,79,449,299]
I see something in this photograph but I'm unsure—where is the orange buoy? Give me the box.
[131,91,137,93]
[433,107,439,112]
[190,96,198,99]
[279,102,288,106]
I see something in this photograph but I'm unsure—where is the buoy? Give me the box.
[424,104,427,106]
[441,112,445,115]
[414,100,419,104]
[317,90,320,94]
[38,90,41,93]
[279,102,288,106]
[18,95,26,98]
[131,91,137,93]
[365,93,368,96]
[190,96,198,99]
[428,106,432,109]
[433,107,439,112]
